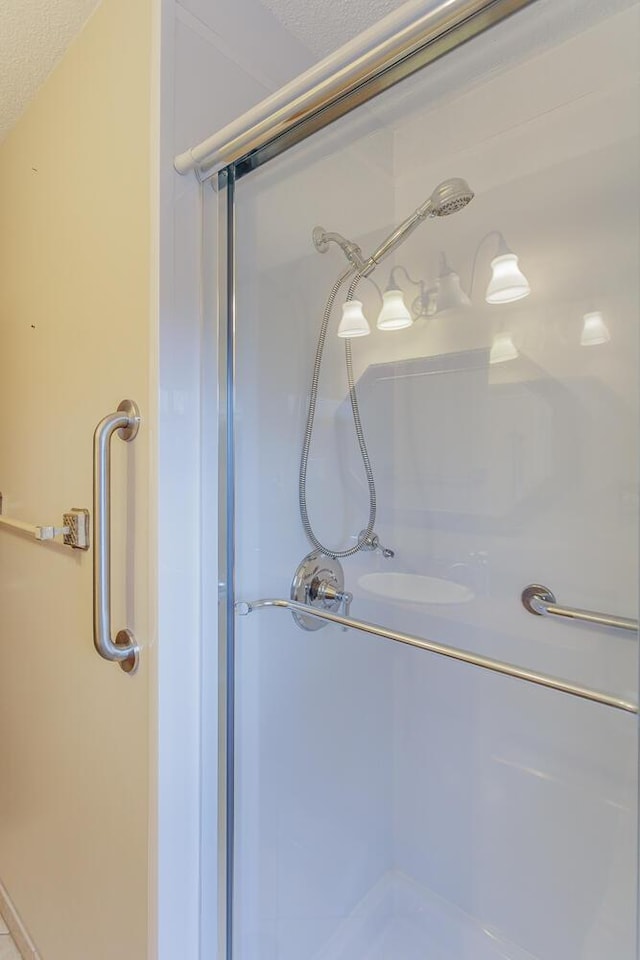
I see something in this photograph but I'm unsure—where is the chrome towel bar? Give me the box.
[522,584,638,634]
[236,598,637,714]
[93,400,141,673]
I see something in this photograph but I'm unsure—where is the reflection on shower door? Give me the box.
[224,1,640,957]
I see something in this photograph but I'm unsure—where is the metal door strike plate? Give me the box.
[62,508,90,550]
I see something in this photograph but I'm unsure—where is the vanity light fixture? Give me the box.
[377,260,469,324]
[338,272,413,336]
[432,252,471,314]
[580,311,610,346]
[376,287,413,330]
[375,231,531,329]
[376,266,415,330]
[468,230,530,305]
[489,330,518,364]
[485,245,530,304]
[337,299,371,338]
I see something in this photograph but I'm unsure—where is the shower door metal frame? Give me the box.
[213,1,577,957]
[216,164,237,960]
[180,0,539,181]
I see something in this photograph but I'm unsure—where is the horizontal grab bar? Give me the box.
[236,598,638,714]
[0,493,89,548]
[522,584,638,634]
[0,514,67,540]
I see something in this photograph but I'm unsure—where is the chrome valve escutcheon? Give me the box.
[290,550,351,631]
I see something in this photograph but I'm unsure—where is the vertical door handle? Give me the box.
[93,400,141,673]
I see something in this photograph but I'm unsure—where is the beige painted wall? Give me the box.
[0,0,154,957]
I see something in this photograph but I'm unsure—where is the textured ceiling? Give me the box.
[259,0,410,59]
[0,0,101,141]
[0,0,409,142]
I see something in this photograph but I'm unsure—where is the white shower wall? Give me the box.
[158,0,320,953]
[231,1,639,958]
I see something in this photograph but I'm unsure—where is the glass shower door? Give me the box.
[227,1,640,957]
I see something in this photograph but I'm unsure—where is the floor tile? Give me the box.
[0,935,22,960]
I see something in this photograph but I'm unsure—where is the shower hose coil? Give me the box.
[298,271,377,559]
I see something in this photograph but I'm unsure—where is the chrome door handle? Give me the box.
[93,400,141,673]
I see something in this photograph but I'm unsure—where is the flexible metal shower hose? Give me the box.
[298,272,377,558]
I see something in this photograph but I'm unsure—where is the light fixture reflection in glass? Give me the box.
[580,311,610,346]
[489,331,518,364]
[485,253,531,304]
[436,271,472,313]
[376,288,412,330]
[433,254,471,314]
[337,300,371,338]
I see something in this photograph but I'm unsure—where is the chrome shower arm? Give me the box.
[312,227,368,273]
[312,213,430,278]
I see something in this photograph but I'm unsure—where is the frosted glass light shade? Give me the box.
[485,253,530,304]
[433,270,471,314]
[580,311,610,346]
[338,300,370,338]
[490,331,518,364]
[376,289,412,330]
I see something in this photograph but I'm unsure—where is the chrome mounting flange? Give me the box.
[290,550,351,631]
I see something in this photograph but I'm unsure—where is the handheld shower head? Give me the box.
[365,177,474,271]
[427,178,474,217]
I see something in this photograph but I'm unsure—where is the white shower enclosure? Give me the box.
[212,0,640,956]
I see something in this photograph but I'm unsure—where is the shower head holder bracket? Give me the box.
[312,227,369,273]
